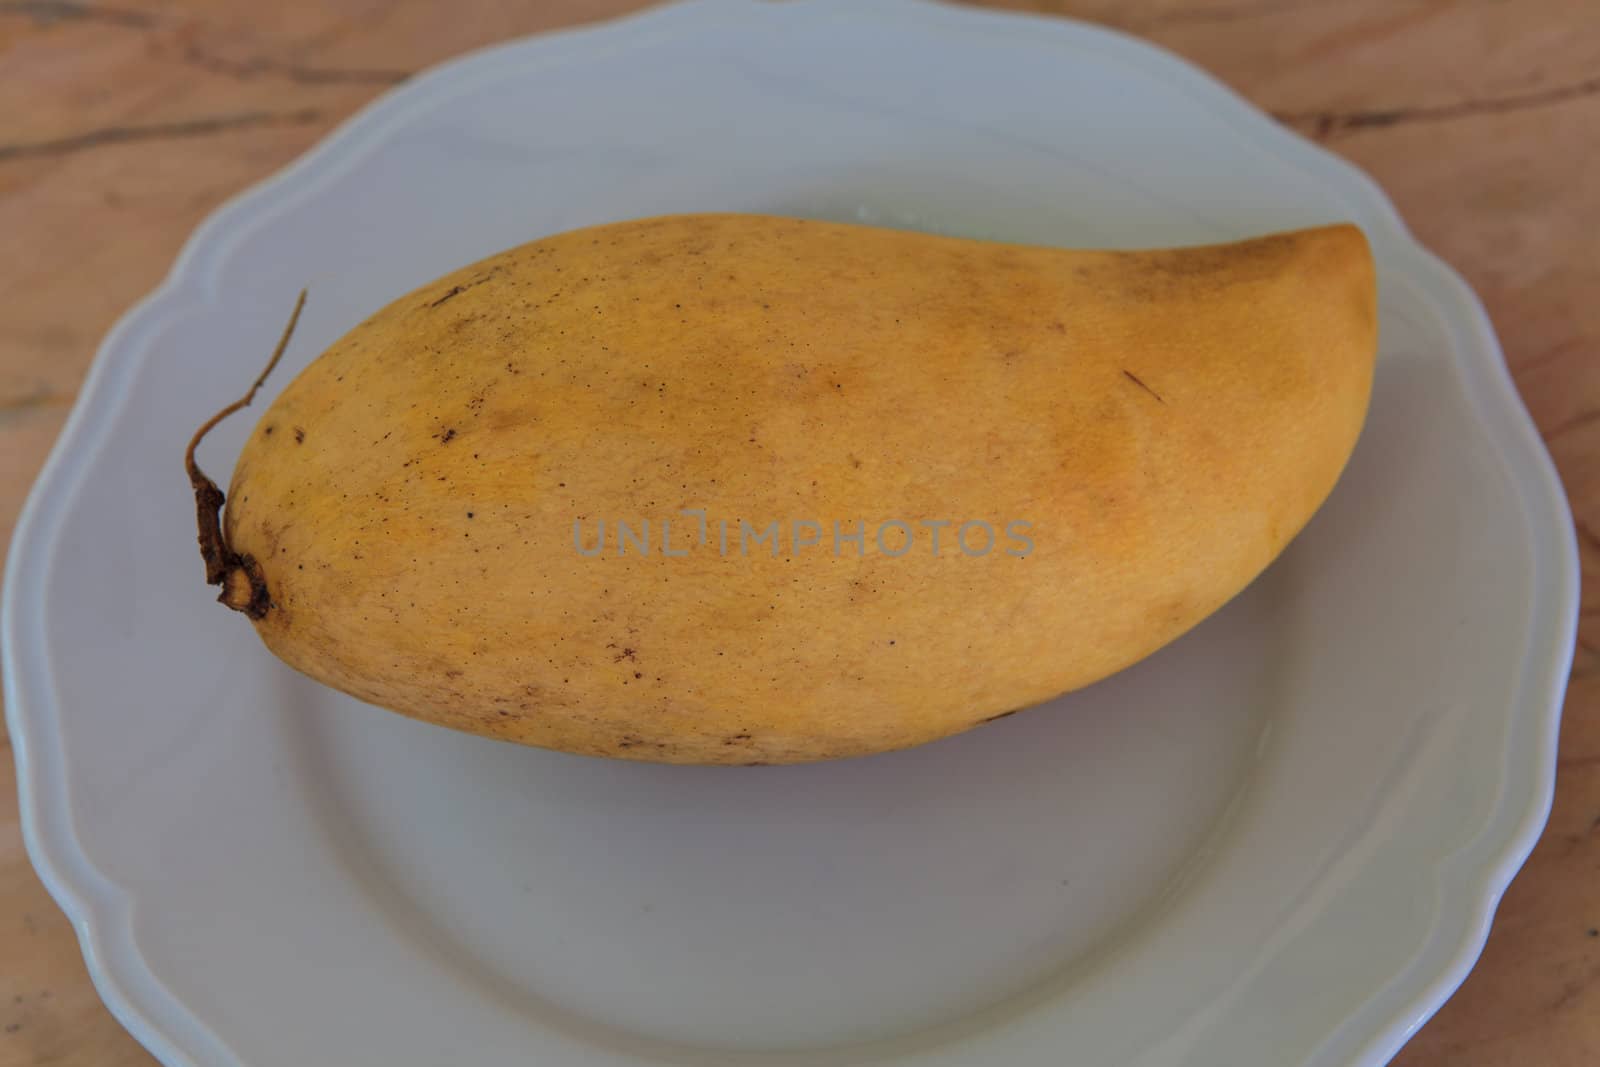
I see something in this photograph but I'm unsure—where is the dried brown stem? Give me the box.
[185,289,306,618]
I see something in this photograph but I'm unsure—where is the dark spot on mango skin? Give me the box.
[982,708,1023,723]
[425,265,504,308]
[294,427,306,444]
[1122,370,1165,404]
[429,284,466,308]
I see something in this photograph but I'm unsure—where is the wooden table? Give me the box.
[1,1,1595,1063]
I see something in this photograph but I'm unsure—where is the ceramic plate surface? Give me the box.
[3,1,1578,1065]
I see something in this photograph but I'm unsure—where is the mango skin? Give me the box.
[224,213,1376,764]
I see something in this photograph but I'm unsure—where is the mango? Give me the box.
[187,213,1376,764]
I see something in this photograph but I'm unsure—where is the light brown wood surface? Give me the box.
[1,1,1595,1064]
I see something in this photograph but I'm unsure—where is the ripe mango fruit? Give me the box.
[189,214,1377,764]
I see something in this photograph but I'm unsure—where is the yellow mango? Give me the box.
[188,213,1376,764]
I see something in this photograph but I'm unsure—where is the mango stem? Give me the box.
[184,290,306,619]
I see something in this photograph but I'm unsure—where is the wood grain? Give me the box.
[1,1,1595,1064]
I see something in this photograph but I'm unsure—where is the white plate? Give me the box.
[3,1,1578,1065]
